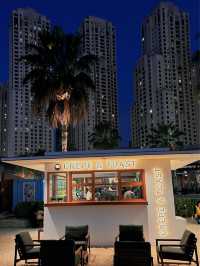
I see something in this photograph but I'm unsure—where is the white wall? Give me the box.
[44,205,148,246]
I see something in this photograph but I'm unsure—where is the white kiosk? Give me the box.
[3,149,200,246]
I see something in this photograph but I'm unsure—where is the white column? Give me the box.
[143,159,182,243]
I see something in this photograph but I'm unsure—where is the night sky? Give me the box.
[0,0,199,146]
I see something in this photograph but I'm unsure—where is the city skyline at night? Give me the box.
[0,0,199,147]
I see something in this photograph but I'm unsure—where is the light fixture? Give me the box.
[55,164,61,170]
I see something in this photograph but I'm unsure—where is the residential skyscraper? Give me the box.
[70,16,118,150]
[0,84,8,156]
[132,2,197,148]
[8,8,54,156]
[191,51,200,145]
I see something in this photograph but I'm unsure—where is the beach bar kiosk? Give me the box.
[3,149,200,246]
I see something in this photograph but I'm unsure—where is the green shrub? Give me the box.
[174,196,199,217]
[14,201,44,219]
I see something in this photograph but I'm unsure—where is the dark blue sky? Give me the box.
[0,0,199,146]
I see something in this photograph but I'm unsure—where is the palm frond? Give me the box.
[73,72,95,90]
[148,123,185,150]
[89,121,120,149]
[75,54,98,73]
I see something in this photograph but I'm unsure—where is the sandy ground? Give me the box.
[0,221,199,266]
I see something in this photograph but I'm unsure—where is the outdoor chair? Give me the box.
[39,239,82,266]
[14,231,40,266]
[156,229,199,265]
[115,224,145,241]
[113,240,153,266]
[61,225,90,253]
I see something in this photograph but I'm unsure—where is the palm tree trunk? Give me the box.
[61,124,68,152]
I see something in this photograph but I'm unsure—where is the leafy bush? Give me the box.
[14,201,44,227]
[174,196,200,217]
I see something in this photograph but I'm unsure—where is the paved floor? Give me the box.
[0,221,199,266]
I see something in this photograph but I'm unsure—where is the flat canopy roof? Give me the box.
[2,148,200,172]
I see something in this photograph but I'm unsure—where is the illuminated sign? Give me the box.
[62,159,135,171]
[153,168,169,237]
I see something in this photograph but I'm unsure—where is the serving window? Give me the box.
[47,169,146,205]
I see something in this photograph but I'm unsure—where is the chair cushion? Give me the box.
[180,230,196,254]
[16,232,34,251]
[119,225,144,241]
[159,246,189,261]
[180,230,193,246]
[75,241,88,251]
[65,225,88,241]
[26,247,40,259]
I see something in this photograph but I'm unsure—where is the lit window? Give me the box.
[95,172,118,201]
[120,171,144,199]
[49,173,67,202]
[72,173,93,201]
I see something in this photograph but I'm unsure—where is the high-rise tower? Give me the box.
[132,2,197,148]
[8,8,54,156]
[70,16,118,150]
[0,84,8,156]
[191,51,200,145]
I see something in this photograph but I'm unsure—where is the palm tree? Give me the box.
[22,26,96,151]
[148,123,185,150]
[89,121,121,149]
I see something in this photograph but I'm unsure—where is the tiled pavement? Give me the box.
[0,221,199,266]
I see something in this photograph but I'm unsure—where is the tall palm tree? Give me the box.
[148,123,185,150]
[89,121,121,149]
[22,26,96,151]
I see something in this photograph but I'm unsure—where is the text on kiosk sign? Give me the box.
[63,159,135,171]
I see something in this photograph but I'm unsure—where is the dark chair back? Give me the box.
[40,240,76,266]
[180,230,197,259]
[65,225,88,241]
[15,232,34,259]
[114,241,152,266]
[119,225,144,241]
